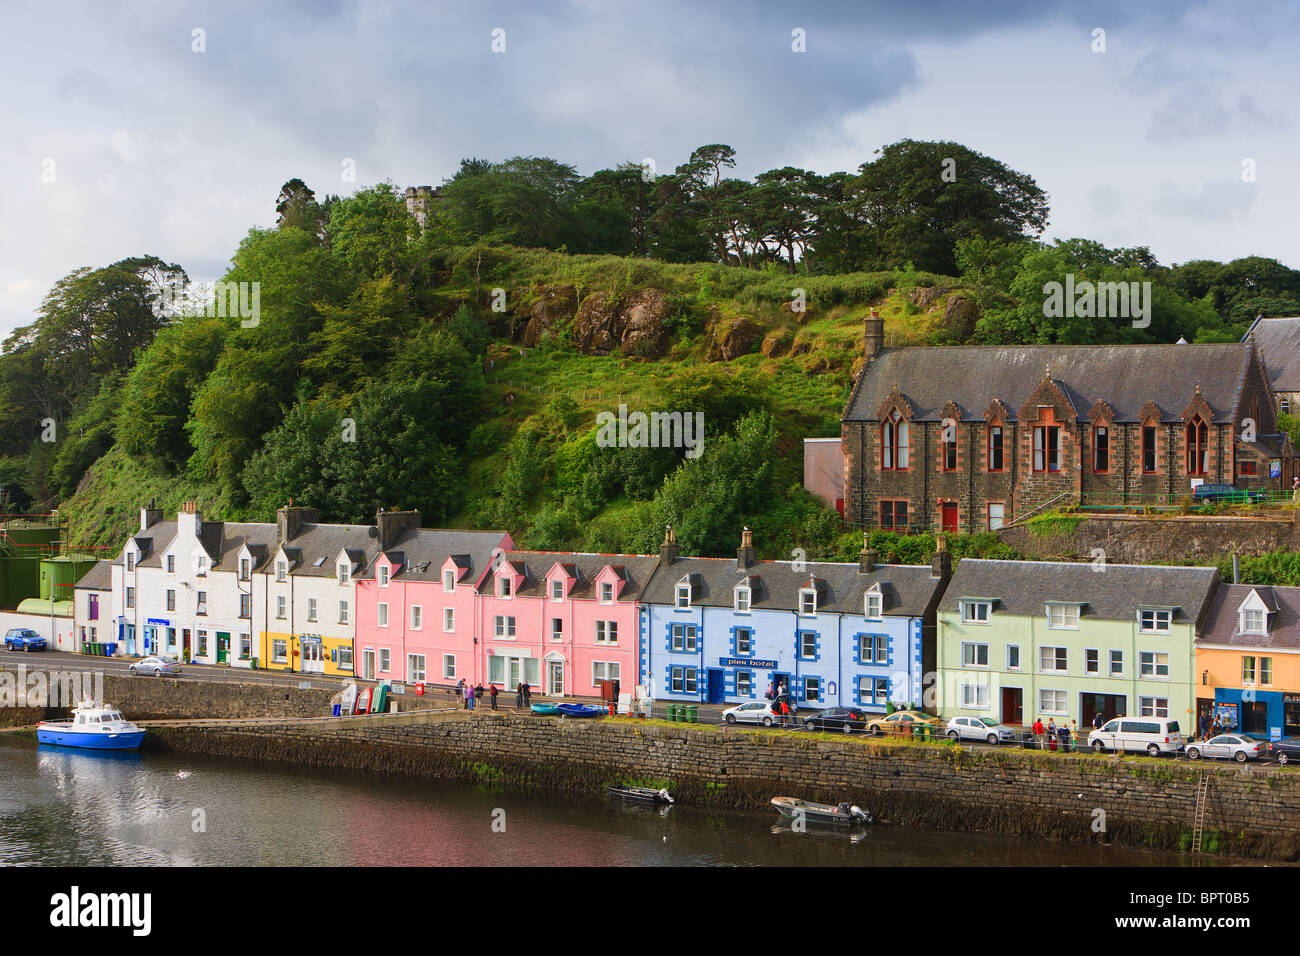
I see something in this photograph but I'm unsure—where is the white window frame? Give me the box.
[1139,608,1172,633]
[443,608,455,632]
[1006,644,1021,670]
[1139,696,1169,718]
[378,648,391,673]
[1241,608,1266,635]
[551,618,564,642]
[1085,648,1099,675]
[735,627,753,657]
[799,589,817,616]
[550,579,564,601]
[1140,650,1170,678]
[599,582,614,604]
[378,565,389,587]
[670,624,697,652]
[378,602,389,627]
[307,597,317,622]
[495,615,516,639]
[498,575,513,599]
[339,600,349,625]
[595,620,618,644]
[1039,646,1068,673]
[865,589,883,620]
[592,660,621,685]
[1108,648,1124,676]
[443,569,456,592]
[961,642,989,668]
[443,654,456,679]
[338,563,351,585]
[961,600,990,624]
[675,583,691,609]
[276,595,287,619]
[410,605,422,629]
[408,654,426,683]
[961,682,990,709]
[735,587,751,613]
[1046,603,1080,630]
[1039,689,1067,715]
[276,560,287,582]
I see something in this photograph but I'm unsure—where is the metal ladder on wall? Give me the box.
[1191,773,1211,854]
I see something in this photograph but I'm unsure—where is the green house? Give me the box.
[936,559,1220,732]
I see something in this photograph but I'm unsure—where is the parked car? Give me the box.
[128,656,182,677]
[1192,483,1266,505]
[722,700,782,726]
[864,710,941,736]
[1269,736,1300,765]
[3,628,47,652]
[803,707,868,734]
[1186,733,1269,762]
[946,716,1018,745]
[1088,716,1185,756]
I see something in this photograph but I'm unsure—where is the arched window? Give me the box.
[1186,416,1208,476]
[881,411,909,470]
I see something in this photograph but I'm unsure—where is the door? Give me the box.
[508,658,521,692]
[216,632,230,664]
[547,660,564,697]
[773,672,791,700]
[361,650,375,681]
[1081,693,1126,729]
[1242,701,1268,734]
[302,642,324,673]
[706,668,725,704]
[942,502,959,533]
[182,629,191,660]
[1001,686,1023,725]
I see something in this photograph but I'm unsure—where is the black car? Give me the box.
[1192,483,1266,504]
[803,707,867,734]
[1269,736,1300,765]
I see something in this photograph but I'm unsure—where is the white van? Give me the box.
[1088,717,1185,756]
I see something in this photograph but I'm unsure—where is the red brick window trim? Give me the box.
[1141,424,1158,474]
[1092,424,1110,473]
[880,498,909,530]
[987,424,1003,473]
[881,412,910,471]
[1033,424,1061,473]
[1186,416,1208,476]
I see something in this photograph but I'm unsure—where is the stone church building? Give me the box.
[840,315,1295,533]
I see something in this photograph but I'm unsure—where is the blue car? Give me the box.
[4,628,47,652]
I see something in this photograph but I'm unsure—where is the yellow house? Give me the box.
[1195,583,1300,738]
[259,631,355,678]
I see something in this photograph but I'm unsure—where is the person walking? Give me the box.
[1047,718,1058,751]
[521,680,532,706]
[1032,717,1046,750]
[455,677,465,706]
[1058,720,1071,753]
[474,683,484,707]
[1291,475,1299,505]
[464,682,475,711]
[489,684,499,711]
[1070,720,1079,752]
[515,681,524,709]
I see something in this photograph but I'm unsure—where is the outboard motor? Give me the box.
[850,805,872,824]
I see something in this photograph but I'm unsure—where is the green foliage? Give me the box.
[1025,511,1085,537]
[49,374,125,500]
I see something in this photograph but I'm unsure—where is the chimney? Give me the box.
[376,508,421,552]
[277,504,319,543]
[859,532,878,574]
[737,527,755,569]
[140,498,163,532]
[659,525,679,565]
[931,533,952,579]
[864,309,885,361]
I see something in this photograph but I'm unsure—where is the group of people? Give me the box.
[765,679,797,724]
[1030,717,1080,751]
[1198,713,1233,741]
[453,678,500,711]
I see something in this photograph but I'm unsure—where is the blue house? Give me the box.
[638,529,949,711]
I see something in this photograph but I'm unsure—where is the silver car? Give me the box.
[1186,733,1268,762]
[129,656,183,677]
[946,716,1018,745]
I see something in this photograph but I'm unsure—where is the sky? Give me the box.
[2,0,1298,338]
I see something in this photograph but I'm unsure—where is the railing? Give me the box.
[1000,491,1072,529]
[1078,490,1298,512]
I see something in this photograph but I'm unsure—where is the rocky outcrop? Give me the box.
[941,293,980,341]
[573,291,620,355]
[520,284,578,347]
[760,328,794,358]
[571,287,672,358]
[706,313,760,362]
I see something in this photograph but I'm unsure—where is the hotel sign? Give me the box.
[720,657,778,669]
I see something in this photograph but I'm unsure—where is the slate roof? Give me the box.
[73,559,113,591]
[128,521,178,568]
[500,551,660,600]
[361,528,509,585]
[843,343,1258,423]
[277,524,378,577]
[640,556,944,617]
[945,559,1220,624]
[1199,583,1300,650]
[1244,316,1300,392]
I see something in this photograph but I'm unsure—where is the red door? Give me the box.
[1001,687,1022,725]
[941,502,959,533]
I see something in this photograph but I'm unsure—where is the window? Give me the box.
[195,591,205,615]
[881,411,909,470]
[1085,648,1099,675]
[410,606,422,629]
[276,596,286,619]
[1093,425,1109,472]
[961,682,990,708]
[443,569,456,592]
[987,503,1005,531]
[670,666,698,694]
[550,579,564,601]
[734,627,752,656]
[1139,696,1169,718]
[1186,417,1208,476]
[1109,649,1123,676]
[596,621,618,644]
[240,593,251,619]
[675,583,691,609]
[196,555,207,576]
[378,603,389,627]
[1283,398,1292,415]
[494,615,516,639]
[737,670,753,696]
[126,552,135,572]
[1242,655,1256,685]
[379,649,391,673]
[337,646,353,671]
[196,630,208,655]
[378,565,389,587]
[1046,604,1079,629]
[408,654,426,682]
[339,600,349,624]
[1139,608,1171,633]
[307,598,317,622]
[1142,426,1157,473]
[600,582,614,603]
[166,554,175,574]
[735,587,751,613]
[880,499,908,531]
[126,587,136,609]
[443,608,455,632]
[592,661,621,684]
[962,642,988,667]
[1262,657,1273,685]
[276,560,287,582]
[799,631,817,660]
[961,600,990,624]
[166,589,176,611]
[1242,608,1266,635]
[670,624,697,652]
[443,655,456,679]
[551,618,564,642]
[1039,646,1067,672]
[987,425,1003,472]
[273,639,287,663]
[1033,425,1060,472]
[1140,651,1169,678]
[799,590,817,615]
[338,563,350,585]
[865,591,883,619]
[1039,689,1067,715]
[239,558,250,581]
[860,634,888,664]
[804,676,822,703]
[1238,459,1258,476]
[498,576,512,598]
[942,432,957,471]
[1007,645,1021,670]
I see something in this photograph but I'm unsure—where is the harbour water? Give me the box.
[0,736,1196,866]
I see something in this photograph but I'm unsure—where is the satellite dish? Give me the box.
[368,526,379,538]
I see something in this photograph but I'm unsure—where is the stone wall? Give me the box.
[147,713,1300,860]
[999,513,1298,564]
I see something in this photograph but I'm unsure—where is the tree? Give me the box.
[275,178,327,240]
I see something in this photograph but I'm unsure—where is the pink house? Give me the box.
[479,551,658,698]
[353,527,513,686]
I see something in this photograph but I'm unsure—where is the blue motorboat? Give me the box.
[530,703,560,715]
[556,703,603,719]
[36,702,145,751]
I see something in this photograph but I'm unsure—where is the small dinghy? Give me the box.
[556,703,603,719]
[608,785,674,805]
[771,796,871,825]
[530,703,560,715]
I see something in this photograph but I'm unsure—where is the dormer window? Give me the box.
[600,582,614,604]
[961,600,991,624]
[443,569,456,592]
[1046,603,1080,630]
[196,556,207,576]
[1241,608,1267,635]
[551,579,564,601]
[239,558,250,582]
[276,560,287,582]
[735,586,751,613]
[799,589,817,616]
[167,554,175,574]
[1139,608,1172,634]
[338,564,350,585]
[126,552,136,572]
[675,583,691,609]
[499,576,512,598]
[378,565,389,587]
[865,589,883,620]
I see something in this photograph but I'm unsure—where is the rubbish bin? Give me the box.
[331,704,341,717]
[686,705,698,724]
[667,704,679,722]
[105,643,116,658]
